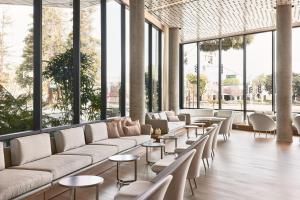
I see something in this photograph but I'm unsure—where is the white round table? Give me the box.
[59,175,104,200]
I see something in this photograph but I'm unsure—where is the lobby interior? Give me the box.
[0,0,300,200]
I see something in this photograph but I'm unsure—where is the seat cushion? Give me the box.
[115,180,152,200]
[151,156,175,173]
[54,127,86,153]
[0,169,52,200]
[121,135,151,145]
[60,145,118,163]
[10,133,52,166]
[0,142,4,170]
[85,122,108,143]
[13,154,92,180]
[168,121,185,132]
[92,138,136,152]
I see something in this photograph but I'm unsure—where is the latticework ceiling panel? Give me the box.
[146,0,300,42]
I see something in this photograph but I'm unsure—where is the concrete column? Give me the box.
[130,0,145,123]
[276,3,293,142]
[162,27,169,111]
[168,28,180,113]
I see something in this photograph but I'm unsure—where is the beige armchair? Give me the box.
[249,113,276,138]
[115,149,196,200]
[201,127,217,170]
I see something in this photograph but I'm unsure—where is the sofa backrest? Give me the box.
[180,109,214,117]
[215,110,233,118]
[85,122,108,143]
[0,142,4,170]
[10,133,52,166]
[54,127,86,153]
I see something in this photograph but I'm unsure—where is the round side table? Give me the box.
[59,175,103,200]
[142,142,165,165]
[185,125,199,138]
[109,154,140,187]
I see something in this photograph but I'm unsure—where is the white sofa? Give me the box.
[0,121,152,200]
[179,109,215,124]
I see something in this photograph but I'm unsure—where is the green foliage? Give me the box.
[292,73,300,101]
[200,36,253,52]
[0,85,33,134]
[43,48,101,123]
[186,73,208,96]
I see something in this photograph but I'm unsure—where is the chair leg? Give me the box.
[206,158,210,168]
[211,152,214,160]
[254,131,256,138]
[188,179,194,195]
[193,178,198,188]
[223,133,226,141]
[202,159,207,171]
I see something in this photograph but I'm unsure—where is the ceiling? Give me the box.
[145,0,300,42]
[2,0,300,42]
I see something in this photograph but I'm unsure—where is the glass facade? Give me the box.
[0,0,162,137]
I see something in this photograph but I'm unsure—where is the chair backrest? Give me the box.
[152,149,196,200]
[136,175,173,200]
[249,113,276,132]
[293,115,300,134]
[212,121,223,149]
[219,117,231,135]
[202,127,217,159]
[187,135,209,179]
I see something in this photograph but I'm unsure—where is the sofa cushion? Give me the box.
[85,122,108,143]
[54,127,86,153]
[168,121,186,132]
[0,142,4,170]
[10,133,52,166]
[13,154,92,180]
[0,169,52,200]
[165,111,176,117]
[107,121,120,138]
[123,125,141,136]
[60,145,118,164]
[159,112,168,120]
[168,116,180,122]
[92,138,136,152]
[122,135,151,145]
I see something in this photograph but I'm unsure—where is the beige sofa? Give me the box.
[145,111,186,134]
[0,121,151,200]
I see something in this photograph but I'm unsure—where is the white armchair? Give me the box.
[249,113,276,138]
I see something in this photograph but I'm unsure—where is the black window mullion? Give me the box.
[243,35,247,121]
[218,39,222,110]
[148,24,153,112]
[179,44,184,109]
[101,0,107,120]
[33,0,42,131]
[197,42,200,108]
[158,30,162,111]
[120,4,126,116]
[73,0,80,124]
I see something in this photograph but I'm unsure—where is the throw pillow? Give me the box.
[123,125,141,136]
[152,113,160,119]
[114,119,125,137]
[168,116,180,122]
[106,121,120,138]
[127,120,141,130]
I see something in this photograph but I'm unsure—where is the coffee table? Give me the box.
[142,142,165,165]
[191,122,206,134]
[185,125,199,138]
[59,175,103,200]
[159,135,179,154]
[109,154,140,187]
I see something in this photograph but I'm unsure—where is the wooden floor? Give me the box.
[51,130,300,200]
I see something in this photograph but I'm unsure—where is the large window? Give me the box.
[151,27,160,112]
[183,43,198,108]
[246,32,272,111]
[0,3,33,134]
[42,2,74,127]
[199,40,219,109]
[80,3,101,122]
[0,0,163,138]
[292,28,300,112]
[107,1,121,117]
[221,37,244,110]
